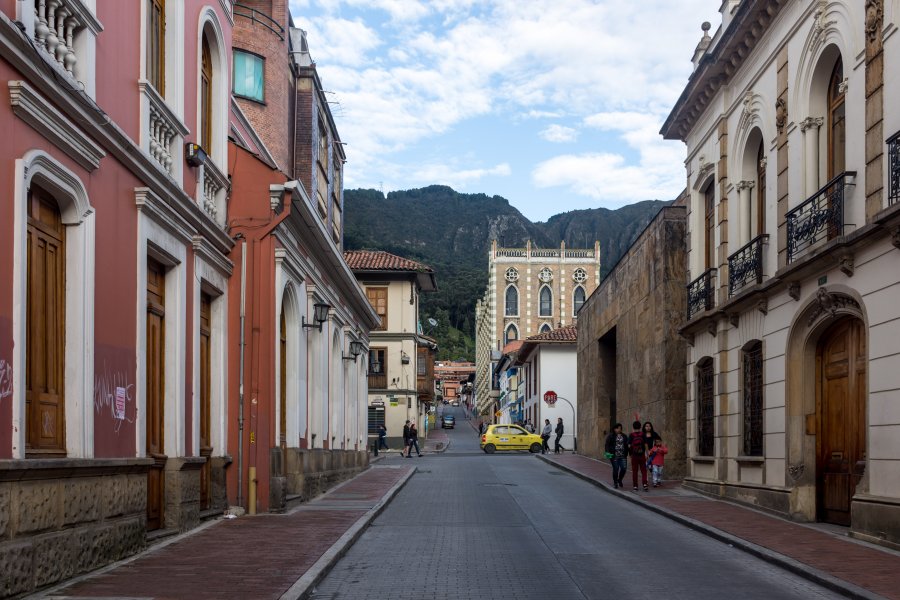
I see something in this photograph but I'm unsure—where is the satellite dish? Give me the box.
[427,318,438,327]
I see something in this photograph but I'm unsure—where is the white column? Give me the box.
[800,117,824,197]
[736,181,755,247]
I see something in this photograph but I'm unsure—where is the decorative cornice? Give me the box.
[8,80,105,171]
[135,187,195,244]
[193,235,234,277]
[736,180,755,191]
[807,288,861,327]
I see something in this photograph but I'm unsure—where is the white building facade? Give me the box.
[662,0,900,546]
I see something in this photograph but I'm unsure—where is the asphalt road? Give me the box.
[311,406,843,600]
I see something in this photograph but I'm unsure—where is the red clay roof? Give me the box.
[343,250,433,273]
[525,325,577,343]
[501,340,524,355]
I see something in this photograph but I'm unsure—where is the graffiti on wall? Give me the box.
[94,363,134,433]
[0,359,11,402]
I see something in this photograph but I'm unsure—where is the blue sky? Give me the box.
[290,0,722,221]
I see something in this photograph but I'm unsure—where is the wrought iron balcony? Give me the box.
[234,3,285,41]
[889,131,899,206]
[728,234,768,297]
[687,269,716,320]
[786,171,855,263]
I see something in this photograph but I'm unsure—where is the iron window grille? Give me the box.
[728,235,768,297]
[742,342,764,457]
[889,131,899,206]
[786,172,855,263]
[687,269,716,320]
[697,359,715,457]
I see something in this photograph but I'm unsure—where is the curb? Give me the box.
[279,465,416,600]
[538,455,882,600]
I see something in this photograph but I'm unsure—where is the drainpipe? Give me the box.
[238,238,247,507]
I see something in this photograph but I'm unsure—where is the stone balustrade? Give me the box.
[201,159,228,224]
[31,0,100,75]
[139,82,188,176]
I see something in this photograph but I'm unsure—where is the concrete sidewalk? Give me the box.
[37,464,415,600]
[540,453,900,600]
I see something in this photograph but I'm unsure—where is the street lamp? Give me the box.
[302,302,331,331]
[343,339,365,361]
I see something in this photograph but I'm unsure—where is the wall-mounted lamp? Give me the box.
[185,143,208,168]
[302,302,331,331]
[400,350,410,364]
[369,358,382,374]
[343,340,365,361]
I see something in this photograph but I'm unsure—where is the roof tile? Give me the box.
[343,250,434,273]
[525,325,577,342]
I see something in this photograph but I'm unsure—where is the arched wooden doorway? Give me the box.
[816,317,866,526]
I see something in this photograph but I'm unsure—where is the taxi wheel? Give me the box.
[483,444,496,454]
[529,443,542,453]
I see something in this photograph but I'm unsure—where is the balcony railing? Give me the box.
[31,0,101,75]
[234,3,285,41]
[687,269,716,320]
[889,131,899,206]
[786,171,855,263]
[728,234,768,297]
[201,160,228,224]
[495,248,596,259]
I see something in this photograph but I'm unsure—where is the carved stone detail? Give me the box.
[775,98,788,134]
[807,288,862,327]
[788,282,801,301]
[738,91,759,133]
[866,0,883,44]
[707,320,718,338]
[810,1,836,50]
[787,463,805,482]
[728,313,740,328]
[799,116,824,132]
[736,180,755,191]
[757,297,769,315]
[838,252,854,277]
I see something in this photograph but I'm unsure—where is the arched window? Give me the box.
[505,285,519,316]
[703,181,715,270]
[504,324,519,345]
[539,286,552,317]
[742,341,764,456]
[828,57,845,179]
[755,142,766,237]
[697,357,715,457]
[573,286,586,316]
[540,323,552,334]
[200,35,213,151]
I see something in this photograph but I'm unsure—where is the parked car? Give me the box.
[441,415,456,429]
[480,424,543,454]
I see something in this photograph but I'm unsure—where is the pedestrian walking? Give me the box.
[378,424,389,450]
[407,422,422,457]
[554,418,565,454]
[647,438,668,487]
[642,421,662,455]
[629,420,649,491]
[402,420,411,456]
[604,423,629,489]
[541,419,552,454]
[525,419,535,433]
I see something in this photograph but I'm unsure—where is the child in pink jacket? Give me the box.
[647,438,668,487]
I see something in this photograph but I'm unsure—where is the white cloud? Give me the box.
[409,162,512,188]
[539,124,578,143]
[301,18,380,67]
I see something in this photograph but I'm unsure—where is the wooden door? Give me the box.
[146,258,167,530]
[279,309,287,450]
[26,189,66,456]
[817,318,866,526]
[199,292,212,511]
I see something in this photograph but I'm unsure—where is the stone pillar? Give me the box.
[800,117,824,197]
[865,0,885,221]
[776,48,790,269]
[736,181,755,247]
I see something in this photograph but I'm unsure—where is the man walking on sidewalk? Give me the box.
[402,420,411,456]
[541,419,552,454]
[554,418,565,454]
[629,420,649,491]
[604,423,629,488]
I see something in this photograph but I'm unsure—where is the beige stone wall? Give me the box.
[576,207,687,476]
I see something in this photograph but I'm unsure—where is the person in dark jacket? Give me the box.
[378,424,389,449]
[407,423,422,457]
[402,420,411,456]
[642,421,662,455]
[554,418,565,454]
[604,423,629,488]
[629,420,649,491]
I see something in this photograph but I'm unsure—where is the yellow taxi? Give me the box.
[480,424,544,454]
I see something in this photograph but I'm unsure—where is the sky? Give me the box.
[290,0,723,221]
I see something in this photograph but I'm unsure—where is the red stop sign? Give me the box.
[544,390,558,406]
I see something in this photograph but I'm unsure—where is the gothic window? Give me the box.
[200,36,213,151]
[755,142,766,237]
[703,181,715,270]
[573,286,586,316]
[540,323,552,334]
[505,267,519,282]
[573,268,587,283]
[504,324,518,345]
[505,285,519,316]
[828,57,845,179]
[697,357,715,457]
[742,341,764,456]
[539,285,552,316]
[148,0,165,95]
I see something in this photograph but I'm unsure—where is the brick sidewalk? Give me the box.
[544,454,900,600]
[44,465,414,600]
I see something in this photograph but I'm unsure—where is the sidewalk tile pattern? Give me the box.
[548,454,900,600]
[53,466,412,600]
